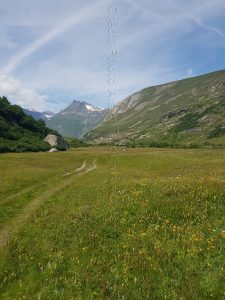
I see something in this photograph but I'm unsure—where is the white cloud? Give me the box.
[0,75,47,110]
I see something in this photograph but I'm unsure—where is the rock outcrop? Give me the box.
[44,134,69,150]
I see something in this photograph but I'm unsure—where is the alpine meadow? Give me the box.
[0,147,225,298]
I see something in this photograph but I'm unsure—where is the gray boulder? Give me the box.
[44,134,69,150]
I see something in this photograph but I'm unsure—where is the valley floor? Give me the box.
[0,147,224,299]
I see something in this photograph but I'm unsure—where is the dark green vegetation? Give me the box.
[0,97,54,153]
[208,125,225,139]
[47,100,107,139]
[85,70,225,148]
[64,136,89,148]
[0,148,224,298]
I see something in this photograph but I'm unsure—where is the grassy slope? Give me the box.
[85,70,225,147]
[0,148,224,298]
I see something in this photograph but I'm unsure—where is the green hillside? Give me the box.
[84,70,225,148]
[0,97,53,152]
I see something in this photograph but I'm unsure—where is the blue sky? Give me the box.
[1,0,225,112]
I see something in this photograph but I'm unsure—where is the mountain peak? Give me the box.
[59,100,103,115]
[46,99,107,139]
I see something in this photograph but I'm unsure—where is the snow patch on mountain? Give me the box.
[85,104,102,112]
[43,114,53,120]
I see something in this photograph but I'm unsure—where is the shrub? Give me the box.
[208,126,225,138]
[173,113,199,132]
[0,96,55,153]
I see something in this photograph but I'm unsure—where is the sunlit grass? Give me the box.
[0,147,224,299]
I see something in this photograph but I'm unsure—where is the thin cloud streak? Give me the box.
[2,0,106,74]
[192,18,225,38]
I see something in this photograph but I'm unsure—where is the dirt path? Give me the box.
[78,161,97,176]
[1,185,36,206]
[1,161,87,206]
[0,160,97,248]
[1,175,58,206]
[63,161,86,177]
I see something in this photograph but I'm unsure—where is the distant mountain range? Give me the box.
[23,100,107,139]
[84,69,225,148]
[23,108,55,121]
[21,69,225,148]
[46,100,107,138]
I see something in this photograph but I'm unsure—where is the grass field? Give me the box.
[0,147,224,299]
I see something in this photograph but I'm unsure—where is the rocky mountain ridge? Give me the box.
[84,69,225,148]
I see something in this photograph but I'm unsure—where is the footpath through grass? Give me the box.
[0,147,224,299]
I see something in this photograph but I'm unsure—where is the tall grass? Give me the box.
[0,147,224,299]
